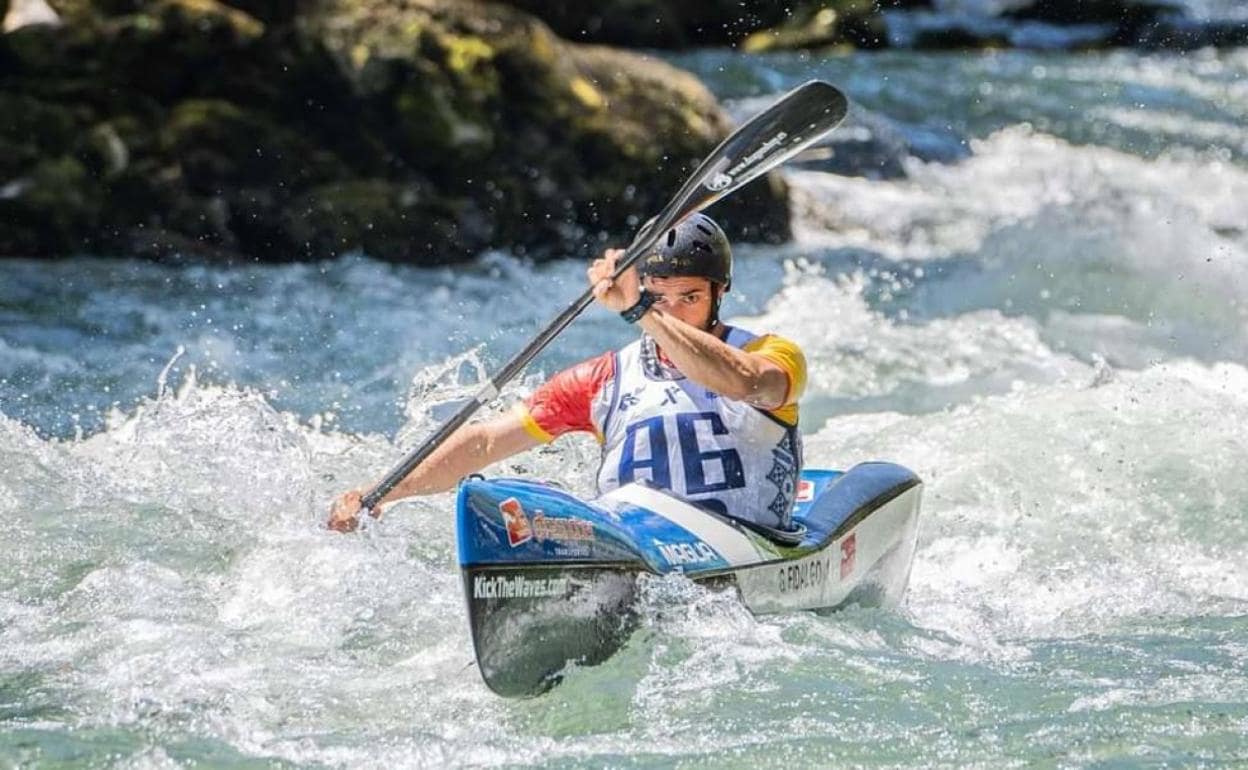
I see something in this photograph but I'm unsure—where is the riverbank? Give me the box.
[1,0,1243,264]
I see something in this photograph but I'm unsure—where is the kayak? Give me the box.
[456,462,923,696]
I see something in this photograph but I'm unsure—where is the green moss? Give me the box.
[0,93,82,157]
[394,86,456,150]
[164,98,245,138]
[162,98,347,190]
[3,0,792,261]
[80,122,129,177]
[742,0,886,52]
[159,0,264,40]
[281,179,483,263]
[0,155,102,255]
[441,33,493,73]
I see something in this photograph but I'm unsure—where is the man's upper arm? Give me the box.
[516,352,615,442]
[483,411,545,461]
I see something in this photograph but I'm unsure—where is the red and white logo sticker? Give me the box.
[795,480,815,502]
[499,498,532,547]
[532,512,595,542]
[840,532,856,579]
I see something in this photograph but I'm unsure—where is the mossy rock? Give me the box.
[494,0,689,48]
[4,0,793,261]
[494,0,933,49]
[0,93,84,161]
[161,98,348,192]
[0,155,101,255]
[1004,0,1180,25]
[743,1,889,52]
[281,179,492,263]
[306,0,789,255]
[1004,0,1184,46]
[493,1,838,48]
[218,0,296,25]
[910,25,1011,49]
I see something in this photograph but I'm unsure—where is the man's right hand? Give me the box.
[588,248,642,313]
[328,488,368,533]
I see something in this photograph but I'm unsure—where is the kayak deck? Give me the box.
[456,462,922,696]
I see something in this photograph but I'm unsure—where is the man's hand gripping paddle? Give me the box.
[351,80,849,523]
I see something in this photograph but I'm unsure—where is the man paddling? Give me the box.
[329,214,806,532]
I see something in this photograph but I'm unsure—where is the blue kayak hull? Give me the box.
[457,462,922,696]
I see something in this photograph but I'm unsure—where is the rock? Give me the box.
[217,0,296,26]
[1131,16,1248,49]
[908,23,1012,50]
[160,99,348,191]
[303,0,788,256]
[497,0,932,50]
[0,156,99,255]
[84,121,129,176]
[492,1,792,48]
[3,0,61,32]
[556,43,789,243]
[1005,0,1180,27]
[742,1,891,53]
[1004,0,1183,46]
[281,179,491,264]
[0,0,791,262]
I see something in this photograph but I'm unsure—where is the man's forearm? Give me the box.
[637,311,783,407]
[375,424,488,505]
[371,414,540,509]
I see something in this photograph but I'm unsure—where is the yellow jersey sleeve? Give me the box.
[742,334,806,426]
[512,403,554,444]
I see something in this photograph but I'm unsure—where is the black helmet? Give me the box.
[638,213,732,290]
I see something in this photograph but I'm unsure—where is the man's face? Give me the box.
[644,275,717,330]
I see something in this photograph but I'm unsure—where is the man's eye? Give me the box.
[683,295,701,305]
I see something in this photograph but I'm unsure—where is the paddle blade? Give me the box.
[665,80,848,228]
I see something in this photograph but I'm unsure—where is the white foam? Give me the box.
[802,359,1248,654]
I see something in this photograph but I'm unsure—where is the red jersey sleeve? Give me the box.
[516,352,615,442]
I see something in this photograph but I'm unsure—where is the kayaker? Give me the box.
[329,213,806,532]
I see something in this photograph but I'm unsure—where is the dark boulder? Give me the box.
[493,0,932,49]
[1004,0,1184,46]
[742,0,893,53]
[0,0,791,262]
[490,1,791,48]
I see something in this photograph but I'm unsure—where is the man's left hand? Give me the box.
[588,248,642,313]
[328,488,368,532]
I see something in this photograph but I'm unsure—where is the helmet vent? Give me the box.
[637,213,731,286]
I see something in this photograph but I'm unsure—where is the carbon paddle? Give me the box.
[359,80,849,514]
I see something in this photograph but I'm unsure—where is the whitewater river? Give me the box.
[1,46,1246,767]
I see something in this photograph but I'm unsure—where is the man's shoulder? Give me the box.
[737,329,807,417]
[730,327,804,357]
[558,350,617,387]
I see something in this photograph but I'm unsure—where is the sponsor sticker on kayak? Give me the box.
[532,512,594,542]
[499,498,532,547]
[472,574,569,600]
[777,554,832,595]
[840,532,856,578]
[655,539,718,567]
[500,498,595,548]
[795,480,815,502]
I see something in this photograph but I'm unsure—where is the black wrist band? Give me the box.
[620,290,657,323]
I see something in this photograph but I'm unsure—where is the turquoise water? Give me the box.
[1,47,1246,767]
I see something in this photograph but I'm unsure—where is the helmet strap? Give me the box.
[706,284,724,333]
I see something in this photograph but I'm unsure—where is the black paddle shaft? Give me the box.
[361,80,849,512]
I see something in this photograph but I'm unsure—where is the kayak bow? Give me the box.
[457,462,922,696]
